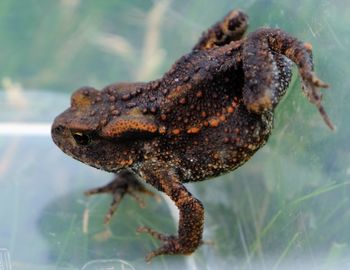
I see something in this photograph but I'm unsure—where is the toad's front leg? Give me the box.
[138,162,204,262]
[85,169,156,224]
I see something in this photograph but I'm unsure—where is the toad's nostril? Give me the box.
[53,125,64,134]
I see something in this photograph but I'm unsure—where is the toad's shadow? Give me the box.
[37,153,341,270]
[37,188,182,268]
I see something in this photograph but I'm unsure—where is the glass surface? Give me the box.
[1,0,349,269]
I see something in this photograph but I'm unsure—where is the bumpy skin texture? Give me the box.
[52,10,333,261]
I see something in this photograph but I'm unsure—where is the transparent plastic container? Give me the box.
[1,1,349,269]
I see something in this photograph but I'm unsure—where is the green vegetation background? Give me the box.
[0,0,349,269]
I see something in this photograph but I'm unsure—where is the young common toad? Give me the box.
[52,10,333,261]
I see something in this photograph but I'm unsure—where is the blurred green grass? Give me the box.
[1,0,350,269]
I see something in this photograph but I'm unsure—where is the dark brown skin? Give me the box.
[51,10,333,261]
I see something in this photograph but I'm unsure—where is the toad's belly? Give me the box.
[175,107,273,183]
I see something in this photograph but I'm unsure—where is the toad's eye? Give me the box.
[71,132,91,146]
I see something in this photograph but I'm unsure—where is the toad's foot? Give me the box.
[193,9,248,50]
[85,170,157,224]
[300,71,334,130]
[137,226,203,262]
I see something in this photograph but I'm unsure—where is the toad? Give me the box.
[51,10,333,261]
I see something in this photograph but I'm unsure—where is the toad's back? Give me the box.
[139,44,289,182]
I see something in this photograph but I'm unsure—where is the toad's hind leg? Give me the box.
[242,28,334,130]
[193,10,248,50]
[137,163,204,261]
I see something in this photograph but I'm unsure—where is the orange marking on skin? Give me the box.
[196,91,203,98]
[166,83,192,100]
[187,127,201,134]
[304,42,313,51]
[172,128,181,135]
[285,47,295,58]
[159,126,167,134]
[71,90,97,108]
[102,117,158,137]
[199,101,240,132]
[120,159,134,166]
[247,94,272,113]
[72,96,92,108]
[227,106,234,113]
[209,119,219,127]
